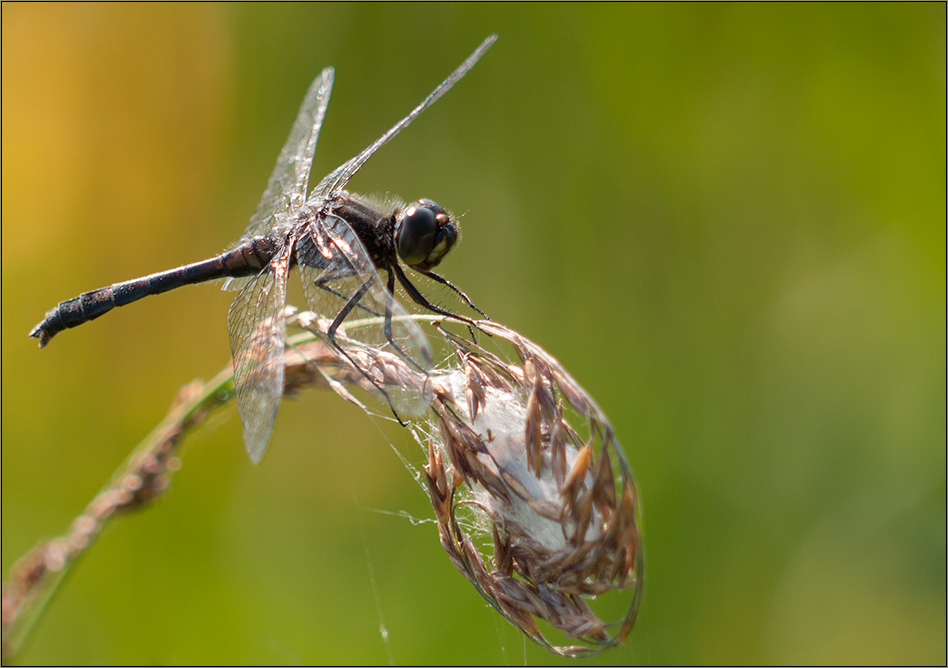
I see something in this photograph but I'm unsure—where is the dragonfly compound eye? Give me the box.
[397,199,457,269]
[28,35,497,467]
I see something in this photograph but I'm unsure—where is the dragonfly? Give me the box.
[29,34,496,464]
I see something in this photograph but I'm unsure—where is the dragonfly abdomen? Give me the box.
[30,236,278,348]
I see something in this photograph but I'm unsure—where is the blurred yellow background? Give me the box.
[3,4,944,665]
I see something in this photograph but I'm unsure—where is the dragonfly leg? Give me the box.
[314,271,383,318]
[419,269,489,319]
[324,276,407,426]
[312,265,426,373]
[394,264,481,341]
[382,270,426,374]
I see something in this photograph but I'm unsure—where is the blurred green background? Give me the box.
[3,4,944,665]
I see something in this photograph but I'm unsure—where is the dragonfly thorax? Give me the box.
[30,36,496,465]
[396,198,458,271]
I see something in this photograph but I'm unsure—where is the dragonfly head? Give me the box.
[396,198,458,271]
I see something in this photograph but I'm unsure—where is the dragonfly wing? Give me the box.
[241,68,335,240]
[296,212,433,416]
[312,35,496,199]
[227,244,292,463]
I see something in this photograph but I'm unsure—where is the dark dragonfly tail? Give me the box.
[30,237,277,347]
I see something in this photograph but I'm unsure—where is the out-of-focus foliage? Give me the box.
[3,4,944,665]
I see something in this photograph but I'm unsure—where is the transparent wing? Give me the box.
[296,212,433,416]
[227,244,292,463]
[311,35,496,200]
[241,68,335,240]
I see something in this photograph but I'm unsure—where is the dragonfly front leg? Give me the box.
[419,269,488,319]
[393,264,481,342]
[393,264,476,325]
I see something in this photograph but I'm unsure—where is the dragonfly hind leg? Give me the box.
[312,268,427,374]
[320,275,413,426]
[313,266,384,319]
